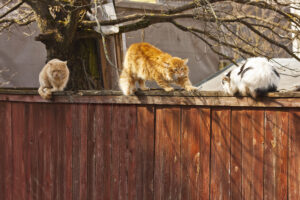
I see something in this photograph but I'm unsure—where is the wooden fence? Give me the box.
[0,90,299,200]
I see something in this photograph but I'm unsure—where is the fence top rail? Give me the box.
[0,88,300,107]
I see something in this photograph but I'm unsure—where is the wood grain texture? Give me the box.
[87,104,112,200]
[1,97,299,200]
[181,107,210,200]
[241,109,264,200]
[0,102,12,200]
[210,108,231,200]
[28,103,43,200]
[111,105,137,200]
[231,109,243,200]
[2,88,300,97]
[127,105,138,200]
[93,105,112,200]
[50,104,71,200]
[264,110,289,200]
[37,104,56,200]
[63,104,73,200]
[136,106,155,200]
[288,110,300,200]
[71,104,88,200]
[87,104,97,200]
[11,103,27,200]
[1,92,300,108]
[155,107,181,200]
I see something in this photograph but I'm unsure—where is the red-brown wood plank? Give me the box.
[37,104,55,200]
[136,106,155,200]
[86,104,112,200]
[288,110,300,200]
[87,104,97,200]
[24,103,36,200]
[264,110,288,200]
[11,103,27,200]
[0,102,12,200]
[93,105,112,200]
[111,105,121,200]
[181,107,210,200]
[230,109,243,200]
[63,104,73,200]
[241,109,264,200]
[154,107,181,200]
[48,104,71,200]
[127,105,138,200]
[72,104,88,200]
[210,108,231,200]
[27,103,43,200]
[111,105,137,200]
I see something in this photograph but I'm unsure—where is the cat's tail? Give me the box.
[119,69,134,95]
[38,87,52,100]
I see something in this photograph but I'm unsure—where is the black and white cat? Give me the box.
[222,57,280,98]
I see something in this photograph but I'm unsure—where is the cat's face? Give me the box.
[222,70,232,93]
[49,62,68,80]
[167,57,189,79]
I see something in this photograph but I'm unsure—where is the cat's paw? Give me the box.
[185,86,198,92]
[41,90,52,100]
[45,90,53,99]
[123,90,133,96]
[140,86,150,91]
[164,87,174,92]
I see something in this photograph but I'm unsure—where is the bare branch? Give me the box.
[0,0,25,19]
[0,0,13,10]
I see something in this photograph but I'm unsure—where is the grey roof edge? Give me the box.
[195,58,244,88]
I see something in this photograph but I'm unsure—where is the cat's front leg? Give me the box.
[176,77,197,92]
[50,87,60,92]
[156,79,174,92]
[138,79,149,91]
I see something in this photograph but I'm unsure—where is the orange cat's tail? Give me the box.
[119,69,135,96]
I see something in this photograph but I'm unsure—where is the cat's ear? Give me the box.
[63,61,68,65]
[183,58,188,65]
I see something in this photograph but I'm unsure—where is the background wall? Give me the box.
[0,24,47,87]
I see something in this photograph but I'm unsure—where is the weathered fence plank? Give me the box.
[181,107,210,200]
[94,105,112,200]
[127,105,138,200]
[264,110,289,200]
[155,107,181,200]
[242,109,264,200]
[230,109,242,200]
[87,104,112,200]
[210,108,231,200]
[0,102,12,200]
[288,110,300,200]
[111,105,137,200]
[136,106,155,200]
[63,104,73,200]
[11,103,27,200]
[28,103,42,200]
[0,92,300,200]
[71,104,88,200]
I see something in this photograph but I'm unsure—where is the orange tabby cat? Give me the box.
[38,59,69,100]
[119,42,197,95]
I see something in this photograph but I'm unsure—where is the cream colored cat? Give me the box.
[119,42,197,95]
[38,59,69,100]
